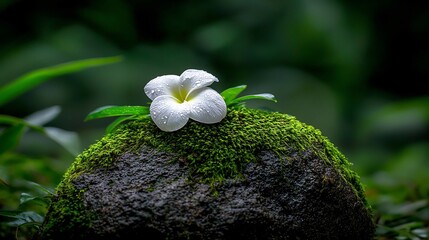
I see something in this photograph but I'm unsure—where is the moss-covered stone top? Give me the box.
[61,107,366,206]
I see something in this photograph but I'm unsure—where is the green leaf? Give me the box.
[0,56,122,107]
[228,93,277,106]
[220,85,247,105]
[43,127,81,156]
[106,115,137,134]
[0,210,22,219]
[0,115,44,133]
[20,193,37,205]
[0,124,26,155]
[2,211,44,227]
[0,114,80,155]
[25,105,61,126]
[0,115,25,125]
[23,181,55,195]
[19,192,51,206]
[85,105,149,121]
[106,114,150,134]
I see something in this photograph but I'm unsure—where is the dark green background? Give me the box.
[0,0,428,239]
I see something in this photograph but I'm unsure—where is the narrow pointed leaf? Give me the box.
[106,115,137,134]
[0,210,22,218]
[220,85,247,105]
[229,93,277,106]
[0,115,23,125]
[19,192,51,206]
[25,106,61,126]
[43,127,81,156]
[5,211,44,227]
[20,193,37,205]
[0,114,79,155]
[0,115,43,132]
[0,56,122,107]
[24,181,55,195]
[85,106,149,121]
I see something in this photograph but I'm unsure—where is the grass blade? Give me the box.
[220,85,247,105]
[85,105,149,121]
[106,115,137,134]
[228,93,277,106]
[0,56,122,107]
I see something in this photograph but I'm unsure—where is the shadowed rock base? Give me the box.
[37,146,374,240]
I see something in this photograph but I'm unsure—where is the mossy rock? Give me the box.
[36,108,375,240]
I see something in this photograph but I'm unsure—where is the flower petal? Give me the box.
[187,87,227,124]
[150,95,190,132]
[144,75,180,100]
[180,69,218,96]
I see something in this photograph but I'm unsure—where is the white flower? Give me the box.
[144,69,227,132]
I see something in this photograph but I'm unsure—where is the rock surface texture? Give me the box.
[37,108,375,240]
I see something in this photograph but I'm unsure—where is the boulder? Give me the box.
[36,108,374,240]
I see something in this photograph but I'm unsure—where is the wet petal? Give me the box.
[144,75,180,100]
[180,69,218,96]
[150,95,190,132]
[187,87,227,124]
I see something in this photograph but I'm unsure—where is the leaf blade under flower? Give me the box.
[85,106,149,121]
[105,115,140,134]
[220,85,247,105]
[228,93,277,106]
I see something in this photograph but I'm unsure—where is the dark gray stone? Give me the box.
[46,145,374,239]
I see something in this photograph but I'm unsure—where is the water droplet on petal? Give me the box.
[163,121,167,124]
[150,90,155,94]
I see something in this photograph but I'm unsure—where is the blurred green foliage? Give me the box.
[0,57,121,238]
[0,0,428,239]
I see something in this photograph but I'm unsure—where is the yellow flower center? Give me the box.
[173,87,191,103]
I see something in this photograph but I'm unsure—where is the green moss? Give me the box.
[39,182,95,238]
[43,107,368,236]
